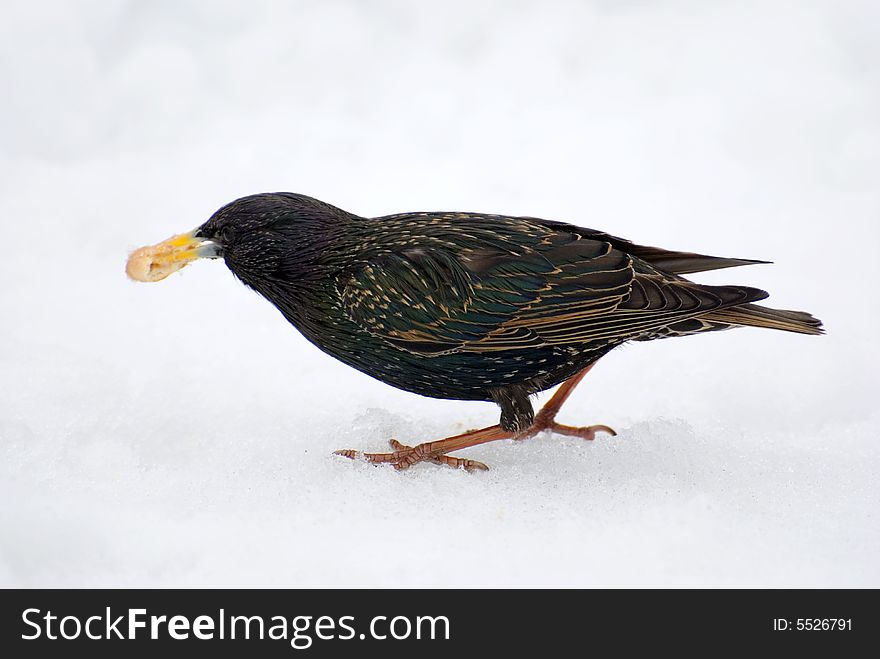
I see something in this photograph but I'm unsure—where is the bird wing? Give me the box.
[526,217,771,275]
[339,229,766,356]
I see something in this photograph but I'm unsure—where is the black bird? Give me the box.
[127,193,823,471]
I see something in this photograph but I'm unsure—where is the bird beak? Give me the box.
[126,228,221,282]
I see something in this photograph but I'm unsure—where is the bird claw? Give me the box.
[334,420,615,473]
[333,420,615,472]
[334,439,490,472]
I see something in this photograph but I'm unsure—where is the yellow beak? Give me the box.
[126,229,220,282]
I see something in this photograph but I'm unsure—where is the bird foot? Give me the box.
[518,420,617,441]
[334,439,491,472]
[333,416,615,472]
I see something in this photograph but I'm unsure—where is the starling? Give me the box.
[127,193,823,471]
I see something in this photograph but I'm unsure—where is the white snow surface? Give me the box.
[1,1,878,587]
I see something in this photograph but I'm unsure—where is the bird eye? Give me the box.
[219,225,236,243]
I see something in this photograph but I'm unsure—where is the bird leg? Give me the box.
[517,362,617,441]
[334,362,615,471]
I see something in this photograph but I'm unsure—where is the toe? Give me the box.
[437,454,490,471]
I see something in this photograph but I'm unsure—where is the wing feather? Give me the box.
[340,222,768,355]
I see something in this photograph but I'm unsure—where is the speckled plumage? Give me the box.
[195,192,823,432]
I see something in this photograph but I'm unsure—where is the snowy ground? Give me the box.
[1,1,878,587]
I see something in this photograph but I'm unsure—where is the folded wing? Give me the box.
[340,224,769,355]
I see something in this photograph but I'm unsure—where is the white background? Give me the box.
[1,0,877,586]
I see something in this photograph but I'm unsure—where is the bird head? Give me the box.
[126,193,346,284]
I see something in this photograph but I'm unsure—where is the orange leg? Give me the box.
[522,362,617,441]
[334,362,615,471]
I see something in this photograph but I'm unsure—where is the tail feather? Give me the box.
[624,245,770,275]
[701,303,824,336]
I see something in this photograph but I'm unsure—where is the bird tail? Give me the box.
[700,303,824,335]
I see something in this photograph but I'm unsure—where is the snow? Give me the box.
[1,0,878,587]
